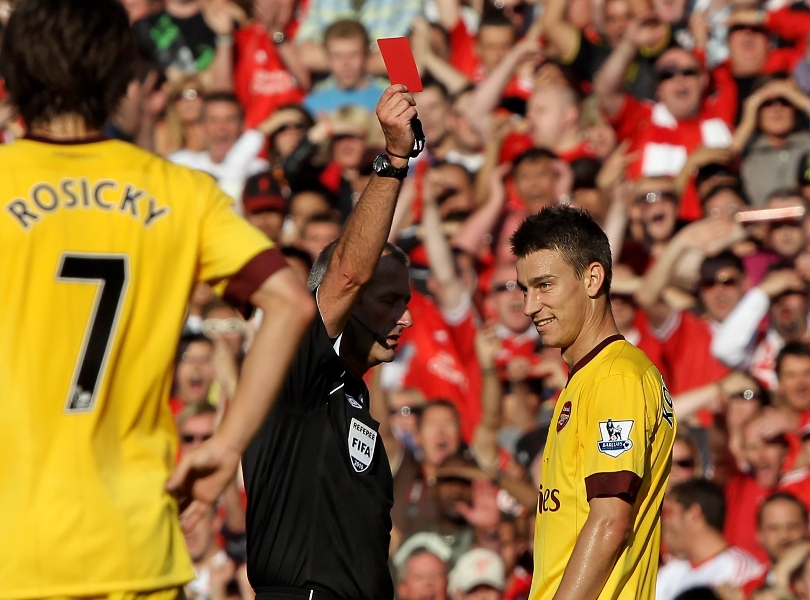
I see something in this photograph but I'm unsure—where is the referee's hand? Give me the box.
[376,85,417,160]
[166,436,241,527]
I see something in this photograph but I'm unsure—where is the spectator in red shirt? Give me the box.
[635,225,745,401]
[233,0,310,129]
[595,18,736,220]
[724,413,790,564]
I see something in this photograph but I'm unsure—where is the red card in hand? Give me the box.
[378,37,423,93]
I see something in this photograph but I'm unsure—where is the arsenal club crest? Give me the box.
[348,418,377,472]
[557,401,572,432]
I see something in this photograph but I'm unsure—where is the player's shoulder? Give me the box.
[589,338,656,382]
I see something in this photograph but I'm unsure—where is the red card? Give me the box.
[377,37,423,93]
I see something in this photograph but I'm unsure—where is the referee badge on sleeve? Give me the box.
[597,419,634,457]
[349,417,378,472]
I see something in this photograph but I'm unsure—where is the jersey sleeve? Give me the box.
[196,172,285,311]
[580,373,650,503]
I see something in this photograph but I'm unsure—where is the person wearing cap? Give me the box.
[242,171,289,243]
[449,548,506,600]
[711,261,809,390]
[636,217,745,408]
[394,533,452,600]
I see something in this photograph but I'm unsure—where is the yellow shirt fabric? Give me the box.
[530,335,676,600]
[0,138,273,598]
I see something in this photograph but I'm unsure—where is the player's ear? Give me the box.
[584,262,605,299]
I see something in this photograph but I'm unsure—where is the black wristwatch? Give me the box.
[372,153,409,180]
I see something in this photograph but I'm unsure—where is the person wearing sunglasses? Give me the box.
[595,20,735,220]
[738,76,810,207]
[669,431,703,486]
[712,263,809,390]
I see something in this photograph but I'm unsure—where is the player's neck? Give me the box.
[31,116,100,140]
[561,310,620,370]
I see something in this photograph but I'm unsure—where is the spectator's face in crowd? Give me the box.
[417,405,461,468]
[766,197,806,258]
[778,354,810,412]
[182,505,221,563]
[571,188,608,224]
[638,188,678,243]
[655,49,705,120]
[743,418,787,487]
[758,96,796,138]
[757,498,808,562]
[610,293,636,333]
[270,112,308,158]
[397,551,448,600]
[725,381,763,431]
[526,87,578,150]
[670,439,698,485]
[247,207,286,244]
[603,0,632,46]
[333,133,367,170]
[699,265,745,323]
[326,35,367,89]
[488,263,531,334]
[414,86,451,148]
[661,498,691,558]
[300,219,341,262]
[703,189,742,221]
[202,305,245,357]
[387,388,422,441]
[174,84,204,125]
[652,0,686,25]
[728,24,769,77]
[770,289,808,342]
[516,248,593,350]
[583,117,618,160]
[449,91,484,152]
[202,100,243,163]
[179,412,216,454]
[494,211,527,265]
[175,340,215,405]
[430,163,475,219]
[512,157,558,213]
[476,24,515,73]
[566,0,593,31]
[436,473,472,523]
[354,254,413,365]
[290,192,331,238]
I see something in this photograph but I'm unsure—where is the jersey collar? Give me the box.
[567,334,625,383]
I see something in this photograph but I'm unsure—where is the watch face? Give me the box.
[373,153,389,172]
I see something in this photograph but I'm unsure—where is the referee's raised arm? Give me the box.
[316,85,417,338]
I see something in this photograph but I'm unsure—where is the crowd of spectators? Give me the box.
[13,0,810,596]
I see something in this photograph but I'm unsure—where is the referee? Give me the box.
[241,86,417,600]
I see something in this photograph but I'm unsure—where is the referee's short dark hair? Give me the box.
[669,478,725,533]
[1,0,136,129]
[510,205,613,296]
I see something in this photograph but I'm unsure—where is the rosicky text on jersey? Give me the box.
[4,178,171,230]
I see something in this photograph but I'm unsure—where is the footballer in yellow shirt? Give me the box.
[512,206,675,600]
[0,1,315,598]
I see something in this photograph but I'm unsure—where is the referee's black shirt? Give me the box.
[242,312,394,600]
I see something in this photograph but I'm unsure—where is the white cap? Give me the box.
[392,532,453,572]
[449,548,505,594]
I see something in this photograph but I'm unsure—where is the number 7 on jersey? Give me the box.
[56,253,129,413]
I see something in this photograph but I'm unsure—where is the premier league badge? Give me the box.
[348,418,377,472]
[597,419,634,457]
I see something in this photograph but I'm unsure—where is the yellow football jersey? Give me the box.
[530,335,676,600]
[0,137,274,598]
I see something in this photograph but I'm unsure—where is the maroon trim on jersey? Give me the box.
[223,248,289,317]
[24,133,109,145]
[567,334,625,382]
[585,470,642,504]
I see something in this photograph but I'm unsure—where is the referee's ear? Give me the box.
[584,262,607,299]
